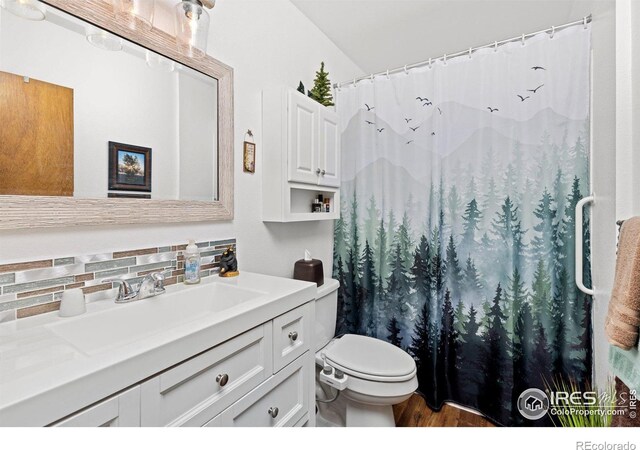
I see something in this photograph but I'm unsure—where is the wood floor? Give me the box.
[393,394,496,427]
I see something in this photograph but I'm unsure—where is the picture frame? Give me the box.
[107,193,151,199]
[243,141,256,173]
[108,141,152,192]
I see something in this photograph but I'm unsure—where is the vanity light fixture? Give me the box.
[174,0,214,58]
[1,0,46,21]
[85,25,123,52]
[145,50,176,72]
[111,0,155,31]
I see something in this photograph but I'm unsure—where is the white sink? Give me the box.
[46,282,266,356]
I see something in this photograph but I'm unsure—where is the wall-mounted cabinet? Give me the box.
[262,87,341,222]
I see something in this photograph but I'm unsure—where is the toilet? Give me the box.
[314,279,418,427]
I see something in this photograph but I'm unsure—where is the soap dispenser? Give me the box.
[293,249,324,286]
[184,239,201,284]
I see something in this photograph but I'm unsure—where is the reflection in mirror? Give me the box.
[0,1,219,201]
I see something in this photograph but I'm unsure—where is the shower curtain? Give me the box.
[333,24,592,426]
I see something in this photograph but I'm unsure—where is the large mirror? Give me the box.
[0,0,233,228]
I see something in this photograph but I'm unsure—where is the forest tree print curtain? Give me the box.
[333,25,591,426]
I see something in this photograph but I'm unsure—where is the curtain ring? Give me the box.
[370,73,374,83]
[583,16,588,29]
[428,58,432,69]
[494,41,498,52]
[443,54,447,65]
[353,78,356,87]
[550,26,555,39]
[468,47,472,59]
[404,65,408,75]
[386,69,390,80]
[521,33,525,46]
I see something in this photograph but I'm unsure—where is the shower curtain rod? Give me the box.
[333,15,592,89]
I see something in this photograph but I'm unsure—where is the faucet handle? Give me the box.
[102,278,138,303]
[150,269,172,293]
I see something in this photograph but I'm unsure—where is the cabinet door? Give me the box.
[52,387,140,427]
[204,352,311,427]
[318,107,340,188]
[288,90,319,185]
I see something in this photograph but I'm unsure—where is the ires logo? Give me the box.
[550,391,598,406]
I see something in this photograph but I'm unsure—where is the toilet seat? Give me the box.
[323,334,417,382]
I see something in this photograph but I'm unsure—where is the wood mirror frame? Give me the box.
[0,0,233,229]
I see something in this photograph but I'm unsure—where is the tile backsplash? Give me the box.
[0,238,236,320]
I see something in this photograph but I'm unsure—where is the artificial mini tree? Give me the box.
[308,62,334,107]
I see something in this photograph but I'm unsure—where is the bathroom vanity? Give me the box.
[0,273,316,427]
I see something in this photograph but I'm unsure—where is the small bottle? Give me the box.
[184,239,201,284]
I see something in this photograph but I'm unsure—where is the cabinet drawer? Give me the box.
[272,302,312,372]
[52,387,140,427]
[205,352,312,427]
[141,323,273,426]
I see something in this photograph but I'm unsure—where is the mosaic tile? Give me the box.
[85,257,136,273]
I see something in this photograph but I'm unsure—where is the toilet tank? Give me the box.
[314,278,340,351]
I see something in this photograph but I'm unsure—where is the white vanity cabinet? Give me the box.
[47,302,315,428]
[262,87,341,222]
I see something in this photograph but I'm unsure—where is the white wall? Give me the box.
[582,1,617,390]
[0,1,363,281]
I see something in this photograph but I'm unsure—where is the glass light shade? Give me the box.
[111,0,154,30]
[174,0,209,59]
[145,50,175,72]
[86,26,123,52]
[1,0,46,21]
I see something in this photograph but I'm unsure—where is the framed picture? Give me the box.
[108,193,151,199]
[108,142,152,192]
[243,141,256,173]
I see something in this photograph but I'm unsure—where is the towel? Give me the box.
[609,346,640,393]
[611,377,640,427]
[606,217,640,350]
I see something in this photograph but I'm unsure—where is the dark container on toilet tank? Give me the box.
[293,250,324,286]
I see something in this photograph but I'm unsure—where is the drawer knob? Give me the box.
[288,331,299,342]
[268,407,279,418]
[316,168,321,175]
[216,373,229,387]
[321,170,326,176]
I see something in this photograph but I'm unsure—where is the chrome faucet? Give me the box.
[103,270,172,304]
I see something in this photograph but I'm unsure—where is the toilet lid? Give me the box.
[324,334,416,382]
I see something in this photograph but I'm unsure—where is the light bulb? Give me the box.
[111,0,154,30]
[1,0,46,21]
[174,0,209,58]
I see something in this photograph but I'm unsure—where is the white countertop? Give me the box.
[0,272,316,427]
